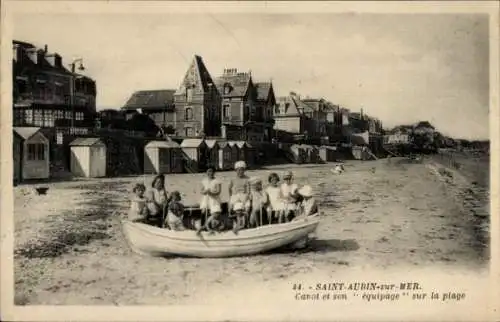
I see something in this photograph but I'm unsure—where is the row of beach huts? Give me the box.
[14,127,349,182]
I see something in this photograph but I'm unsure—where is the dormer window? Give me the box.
[186,85,194,103]
[223,83,232,95]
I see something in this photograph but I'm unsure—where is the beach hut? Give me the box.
[144,140,183,174]
[216,140,233,171]
[289,144,305,164]
[204,139,219,169]
[300,144,320,163]
[235,141,247,163]
[227,141,240,165]
[180,138,207,173]
[319,145,337,162]
[69,137,107,178]
[13,127,50,180]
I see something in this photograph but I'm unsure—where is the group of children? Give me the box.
[128,161,318,234]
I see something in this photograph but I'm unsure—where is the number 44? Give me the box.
[292,283,302,290]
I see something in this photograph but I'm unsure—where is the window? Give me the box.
[16,79,28,95]
[76,112,84,121]
[54,110,64,120]
[250,104,256,118]
[223,104,230,118]
[186,87,194,103]
[27,143,45,161]
[65,111,72,119]
[184,108,193,121]
[13,110,23,126]
[24,110,33,125]
[56,132,63,145]
[55,82,65,99]
[184,127,194,137]
[245,104,250,119]
[43,110,54,127]
[35,79,47,100]
[33,110,43,126]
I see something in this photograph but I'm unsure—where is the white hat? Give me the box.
[298,185,313,197]
[234,160,247,169]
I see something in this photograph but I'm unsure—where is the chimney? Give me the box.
[44,44,48,53]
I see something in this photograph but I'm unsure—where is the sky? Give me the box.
[12,12,490,139]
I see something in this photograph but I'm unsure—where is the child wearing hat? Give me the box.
[297,185,318,217]
[228,160,251,211]
[280,171,300,222]
[248,177,270,227]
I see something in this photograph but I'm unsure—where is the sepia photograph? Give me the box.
[1,1,498,321]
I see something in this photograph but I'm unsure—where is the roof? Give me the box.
[13,127,43,140]
[122,89,175,111]
[255,82,271,101]
[216,140,230,148]
[227,141,240,148]
[276,96,301,117]
[180,138,205,148]
[293,97,315,114]
[235,141,247,149]
[204,139,218,149]
[145,140,180,149]
[176,55,216,95]
[69,137,105,147]
[215,72,251,98]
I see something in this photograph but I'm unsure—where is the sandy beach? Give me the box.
[13,157,489,305]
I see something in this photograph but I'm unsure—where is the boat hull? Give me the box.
[122,215,320,258]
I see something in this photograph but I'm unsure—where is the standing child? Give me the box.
[197,166,223,234]
[265,173,286,224]
[248,177,269,228]
[228,161,251,233]
[297,185,319,217]
[165,191,186,231]
[129,183,149,222]
[280,171,300,222]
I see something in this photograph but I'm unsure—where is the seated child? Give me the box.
[265,173,286,224]
[129,183,149,223]
[165,191,186,231]
[248,177,270,228]
[297,185,319,217]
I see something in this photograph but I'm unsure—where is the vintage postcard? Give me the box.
[1,1,499,321]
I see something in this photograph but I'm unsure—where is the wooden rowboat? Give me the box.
[121,214,320,258]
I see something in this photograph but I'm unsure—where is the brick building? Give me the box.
[174,55,221,137]
[12,41,96,131]
[215,69,275,142]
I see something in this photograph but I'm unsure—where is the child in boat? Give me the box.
[280,171,300,222]
[265,173,286,224]
[165,191,186,231]
[248,177,270,228]
[228,161,251,233]
[129,183,149,222]
[197,166,223,234]
[297,185,319,217]
[146,174,170,226]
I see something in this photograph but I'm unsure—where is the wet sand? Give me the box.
[13,158,489,305]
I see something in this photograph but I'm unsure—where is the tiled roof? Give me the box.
[216,140,230,149]
[13,127,43,140]
[293,97,315,114]
[255,82,271,101]
[145,140,180,149]
[215,72,251,98]
[235,141,247,149]
[275,96,301,117]
[176,55,216,95]
[122,89,176,111]
[69,137,105,147]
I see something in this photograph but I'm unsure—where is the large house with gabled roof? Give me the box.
[174,55,221,137]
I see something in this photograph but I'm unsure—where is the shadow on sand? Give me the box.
[271,238,360,255]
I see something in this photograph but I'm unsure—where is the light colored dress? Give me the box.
[281,182,299,212]
[229,176,251,211]
[200,177,222,213]
[166,201,186,231]
[147,188,168,215]
[129,196,147,221]
[299,198,318,217]
[265,186,286,211]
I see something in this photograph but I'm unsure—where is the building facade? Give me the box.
[174,55,221,137]
[12,41,96,130]
[215,68,274,142]
[122,89,176,133]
